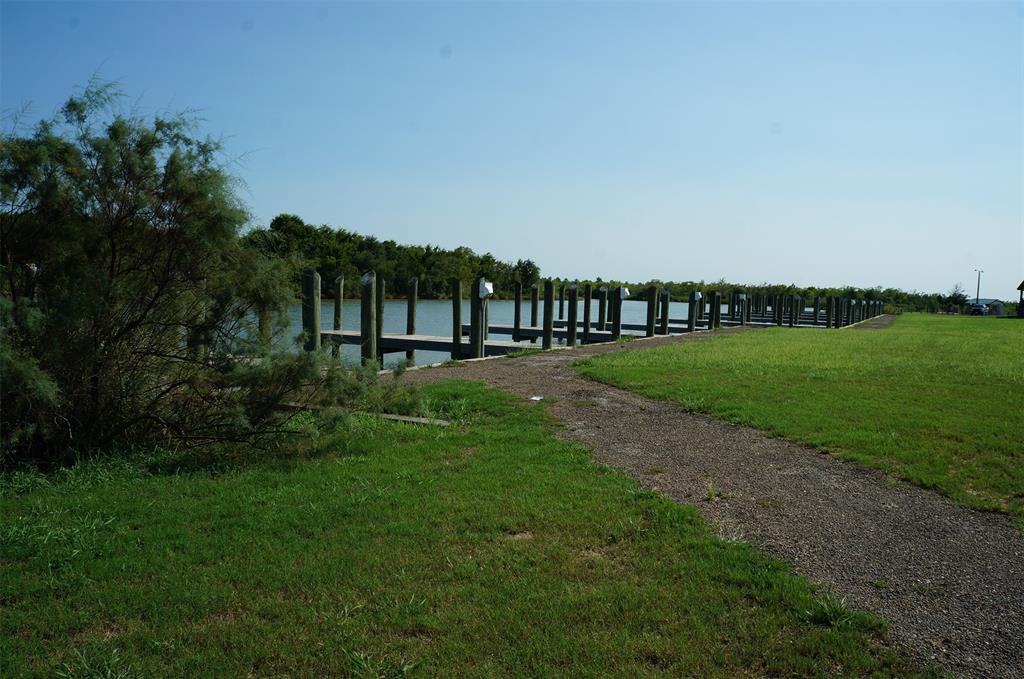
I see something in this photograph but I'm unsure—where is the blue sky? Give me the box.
[3,1,1021,297]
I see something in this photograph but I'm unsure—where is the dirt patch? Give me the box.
[852,314,897,330]
[404,319,1024,678]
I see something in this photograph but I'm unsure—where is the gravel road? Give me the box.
[403,321,1024,678]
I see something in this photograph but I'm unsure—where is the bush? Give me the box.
[0,83,413,465]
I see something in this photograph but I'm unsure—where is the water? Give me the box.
[288,299,715,368]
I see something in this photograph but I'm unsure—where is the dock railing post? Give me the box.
[597,286,608,331]
[688,291,700,332]
[697,290,705,320]
[738,293,747,325]
[813,296,821,325]
[728,290,736,321]
[611,286,626,339]
[567,284,579,347]
[659,288,670,335]
[450,278,462,359]
[582,283,592,344]
[788,295,797,327]
[482,280,493,351]
[405,277,417,363]
[332,275,344,358]
[607,286,617,329]
[645,285,657,337]
[530,283,539,344]
[542,280,554,350]
[470,277,491,359]
[558,283,565,321]
[513,282,523,342]
[301,268,321,352]
[375,277,385,364]
[360,271,376,365]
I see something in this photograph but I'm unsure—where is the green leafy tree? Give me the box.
[0,84,339,464]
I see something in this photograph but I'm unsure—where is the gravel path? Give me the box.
[404,323,1024,678]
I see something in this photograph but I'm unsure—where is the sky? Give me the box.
[3,2,1022,298]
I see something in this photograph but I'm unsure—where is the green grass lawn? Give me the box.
[1,381,926,677]
[576,314,1023,522]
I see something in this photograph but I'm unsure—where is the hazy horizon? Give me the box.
[3,1,1021,298]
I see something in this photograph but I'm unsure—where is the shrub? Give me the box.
[0,82,409,465]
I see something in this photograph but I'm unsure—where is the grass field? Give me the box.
[1,381,927,677]
[576,314,1023,522]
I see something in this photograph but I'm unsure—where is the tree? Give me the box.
[945,283,968,310]
[0,83,333,464]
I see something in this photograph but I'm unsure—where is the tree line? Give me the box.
[249,214,967,313]
[242,214,540,300]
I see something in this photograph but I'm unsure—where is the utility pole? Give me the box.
[974,268,983,304]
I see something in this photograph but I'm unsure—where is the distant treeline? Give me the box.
[245,214,973,312]
[242,214,540,299]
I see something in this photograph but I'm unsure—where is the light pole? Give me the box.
[974,268,983,304]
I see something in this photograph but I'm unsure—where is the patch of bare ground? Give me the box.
[404,320,1024,678]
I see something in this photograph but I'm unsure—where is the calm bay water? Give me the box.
[287,299,711,368]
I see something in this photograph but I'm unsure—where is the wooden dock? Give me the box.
[321,330,543,357]
[292,270,886,366]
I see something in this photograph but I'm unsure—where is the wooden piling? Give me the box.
[376,277,385,363]
[360,271,376,365]
[513,282,523,342]
[607,287,617,329]
[258,305,272,351]
[611,286,624,339]
[582,283,592,344]
[687,291,699,332]
[450,278,462,359]
[558,283,565,320]
[567,284,579,347]
[597,286,608,331]
[470,277,484,359]
[813,296,821,325]
[543,280,554,350]
[713,291,723,329]
[530,283,539,344]
[645,285,658,337]
[301,268,321,352]
[332,276,344,357]
[659,288,670,335]
[405,277,417,363]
